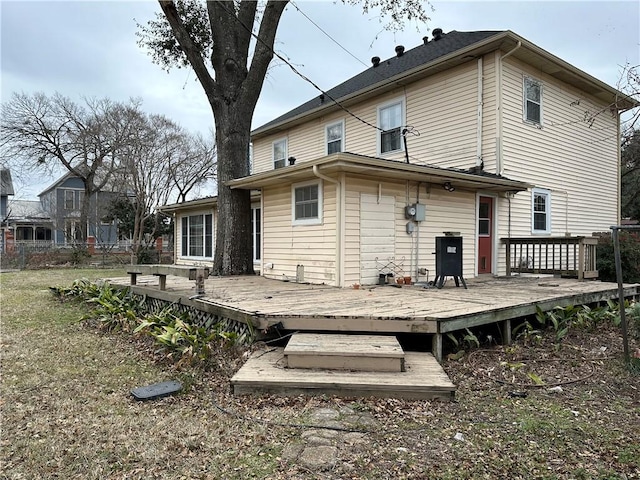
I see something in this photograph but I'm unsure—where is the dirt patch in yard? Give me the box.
[1,269,639,479]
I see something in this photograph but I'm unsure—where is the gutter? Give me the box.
[312,165,343,287]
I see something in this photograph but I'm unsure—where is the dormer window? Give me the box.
[273,138,287,169]
[325,120,344,155]
[524,77,542,125]
[378,99,404,154]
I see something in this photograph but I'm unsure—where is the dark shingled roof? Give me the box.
[253,30,505,133]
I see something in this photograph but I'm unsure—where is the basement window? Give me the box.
[292,180,322,226]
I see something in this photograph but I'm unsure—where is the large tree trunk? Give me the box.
[212,108,253,275]
[158,0,288,276]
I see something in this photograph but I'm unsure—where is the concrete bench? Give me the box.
[126,265,210,294]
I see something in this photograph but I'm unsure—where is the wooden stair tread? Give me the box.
[284,333,403,358]
[231,348,455,401]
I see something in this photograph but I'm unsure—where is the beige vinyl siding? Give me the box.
[404,61,479,168]
[252,61,484,173]
[481,54,498,173]
[262,182,337,285]
[414,188,477,282]
[499,57,618,240]
[342,177,478,286]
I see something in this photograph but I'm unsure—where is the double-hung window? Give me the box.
[532,188,551,234]
[181,213,213,257]
[64,190,75,210]
[325,120,344,155]
[273,138,287,169]
[524,77,542,125]
[292,181,322,225]
[378,100,404,154]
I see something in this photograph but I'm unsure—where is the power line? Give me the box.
[289,1,370,71]
[289,1,393,85]
[215,1,383,133]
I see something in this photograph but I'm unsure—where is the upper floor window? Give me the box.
[273,138,287,169]
[326,120,344,155]
[181,213,213,258]
[532,188,551,234]
[378,99,404,154]
[292,180,322,226]
[64,190,75,210]
[524,77,542,125]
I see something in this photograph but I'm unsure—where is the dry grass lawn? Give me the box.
[1,268,639,479]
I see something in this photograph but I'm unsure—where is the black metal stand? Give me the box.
[433,275,467,289]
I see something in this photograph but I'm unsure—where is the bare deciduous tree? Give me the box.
[0,92,141,243]
[137,0,430,276]
[169,131,217,203]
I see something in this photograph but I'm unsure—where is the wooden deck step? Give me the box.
[231,348,455,401]
[284,333,404,372]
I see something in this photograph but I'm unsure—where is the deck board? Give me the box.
[231,348,455,400]
[104,274,640,335]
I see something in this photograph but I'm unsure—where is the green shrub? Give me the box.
[596,231,640,283]
[134,307,240,366]
[50,278,102,301]
[85,284,147,332]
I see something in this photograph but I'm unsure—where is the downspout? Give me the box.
[476,57,483,167]
[312,165,342,287]
[497,41,522,175]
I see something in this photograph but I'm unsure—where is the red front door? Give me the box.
[478,196,493,274]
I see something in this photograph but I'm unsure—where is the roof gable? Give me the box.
[253,30,503,135]
[252,29,637,139]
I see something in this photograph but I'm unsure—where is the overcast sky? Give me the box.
[1,0,638,199]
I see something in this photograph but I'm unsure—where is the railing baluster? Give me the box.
[501,236,597,280]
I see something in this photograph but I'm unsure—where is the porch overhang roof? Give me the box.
[227,153,531,193]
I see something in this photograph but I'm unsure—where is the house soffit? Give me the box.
[227,153,530,193]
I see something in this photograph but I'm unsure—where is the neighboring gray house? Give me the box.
[38,173,119,246]
[1,171,119,251]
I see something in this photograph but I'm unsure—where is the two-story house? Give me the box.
[168,29,636,287]
[38,173,119,247]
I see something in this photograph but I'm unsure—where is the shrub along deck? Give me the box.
[104,273,639,362]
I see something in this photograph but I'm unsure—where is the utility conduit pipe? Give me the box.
[312,165,342,287]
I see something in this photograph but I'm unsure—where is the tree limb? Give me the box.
[158,0,217,103]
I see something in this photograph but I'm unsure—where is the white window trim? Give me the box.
[377,97,405,156]
[531,188,551,234]
[523,76,543,126]
[251,205,261,262]
[180,213,214,260]
[325,119,345,155]
[272,137,287,169]
[291,180,323,226]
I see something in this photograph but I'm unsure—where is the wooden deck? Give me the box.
[104,273,640,361]
[231,347,455,401]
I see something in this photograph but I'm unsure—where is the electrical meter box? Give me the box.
[405,203,426,222]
